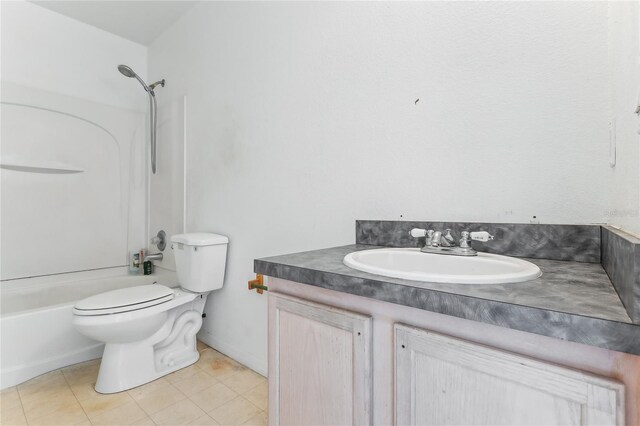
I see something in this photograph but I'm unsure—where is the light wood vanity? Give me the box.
[266,278,638,425]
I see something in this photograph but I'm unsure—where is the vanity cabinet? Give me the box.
[268,292,372,425]
[395,324,624,426]
[267,280,632,425]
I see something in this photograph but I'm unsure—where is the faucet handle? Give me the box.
[443,229,455,244]
[150,230,167,251]
[459,231,471,247]
[410,228,427,238]
[470,231,494,242]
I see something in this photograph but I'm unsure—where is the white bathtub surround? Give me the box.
[0,84,148,280]
[71,233,228,393]
[0,269,165,389]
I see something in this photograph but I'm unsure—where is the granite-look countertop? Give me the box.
[255,244,640,355]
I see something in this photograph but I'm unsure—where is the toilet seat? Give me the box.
[73,284,174,316]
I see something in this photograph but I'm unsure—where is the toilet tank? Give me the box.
[171,233,229,293]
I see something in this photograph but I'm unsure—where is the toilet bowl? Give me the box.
[72,233,228,393]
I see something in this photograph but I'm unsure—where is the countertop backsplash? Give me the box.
[355,220,602,263]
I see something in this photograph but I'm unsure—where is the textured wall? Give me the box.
[149,2,612,374]
[607,2,640,236]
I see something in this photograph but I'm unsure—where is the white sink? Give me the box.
[343,248,542,284]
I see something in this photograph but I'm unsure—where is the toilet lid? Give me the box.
[73,284,174,316]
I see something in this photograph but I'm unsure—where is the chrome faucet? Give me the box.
[143,252,164,262]
[428,229,456,247]
[410,228,494,256]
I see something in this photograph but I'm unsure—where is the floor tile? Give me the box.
[129,380,187,415]
[79,390,134,418]
[10,344,261,426]
[131,416,157,425]
[197,340,209,353]
[189,382,237,413]
[17,370,67,398]
[21,387,79,421]
[127,378,169,400]
[242,382,267,411]
[197,351,247,381]
[240,411,267,426]
[166,364,202,384]
[172,371,218,397]
[90,400,149,426]
[208,396,261,426]
[62,359,101,387]
[0,405,27,426]
[0,386,22,412]
[27,400,88,426]
[220,370,265,394]
[70,382,99,402]
[187,414,220,425]
[151,399,206,425]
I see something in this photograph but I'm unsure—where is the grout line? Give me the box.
[13,342,266,426]
[13,387,28,426]
[60,366,93,425]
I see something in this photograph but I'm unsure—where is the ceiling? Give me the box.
[31,1,198,45]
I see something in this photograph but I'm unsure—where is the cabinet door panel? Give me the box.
[269,292,372,426]
[395,324,624,426]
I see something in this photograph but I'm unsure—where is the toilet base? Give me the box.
[95,344,199,394]
[93,292,207,394]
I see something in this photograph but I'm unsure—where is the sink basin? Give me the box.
[343,248,542,284]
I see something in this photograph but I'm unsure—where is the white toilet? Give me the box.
[72,233,228,394]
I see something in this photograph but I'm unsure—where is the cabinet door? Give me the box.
[268,292,372,426]
[395,324,624,426]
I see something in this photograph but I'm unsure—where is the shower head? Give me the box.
[117,64,150,92]
[118,63,165,174]
[117,64,136,78]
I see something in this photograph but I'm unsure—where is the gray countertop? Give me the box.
[255,244,640,355]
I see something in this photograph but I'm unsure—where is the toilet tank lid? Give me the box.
[171,233,229,246]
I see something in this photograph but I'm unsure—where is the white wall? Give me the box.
[1,1,150,272]
[149,2,613,374]
[607,1,640,236]
[1,1,148,111]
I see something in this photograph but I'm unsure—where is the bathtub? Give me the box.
[0,267,176,389]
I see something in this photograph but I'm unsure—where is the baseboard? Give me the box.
[197,331,267,377]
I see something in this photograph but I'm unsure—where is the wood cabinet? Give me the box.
[268,292,372,425]
[395,324,624,426]
[267,281,632,425]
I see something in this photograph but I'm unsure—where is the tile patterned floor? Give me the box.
[0,341,267,426]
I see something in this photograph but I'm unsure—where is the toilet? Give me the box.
[72,233,228,394]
